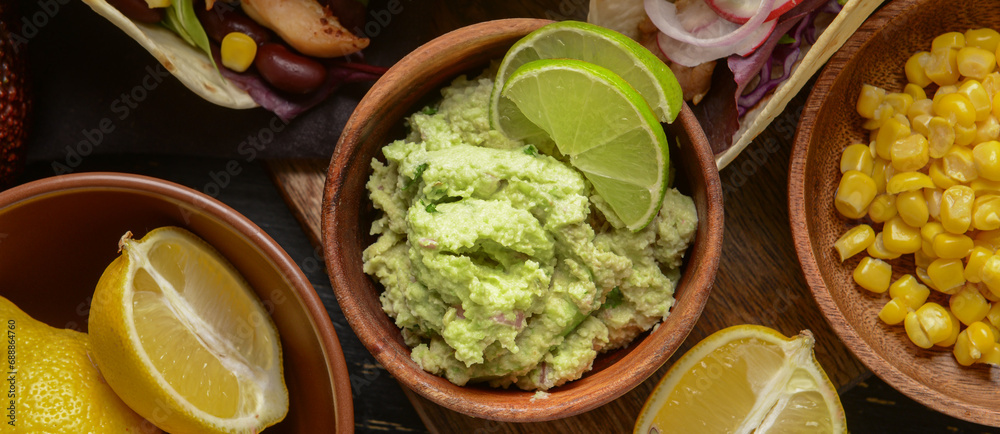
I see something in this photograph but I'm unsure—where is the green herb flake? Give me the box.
[425,202,438,213]
[404,163,429,190]
[523,145,538,156]
[778,34,796,45]
[604,287,623,309]
[421,106,438,115]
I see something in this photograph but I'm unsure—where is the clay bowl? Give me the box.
[0,172,353,433]
[790,0,1000,426]
[322,18,723,422]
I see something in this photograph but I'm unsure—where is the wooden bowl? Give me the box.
[790,0,1000,426]
[0,172,353,433]
[322,19,723,422]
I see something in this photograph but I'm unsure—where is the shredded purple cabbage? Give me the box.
[733,0,844,116]
[216,49,387,121]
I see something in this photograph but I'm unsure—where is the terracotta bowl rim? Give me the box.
[789,0,1000,426]
[0,171,355,433]
[321,18,723,422]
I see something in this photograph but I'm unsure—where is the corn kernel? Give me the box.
[904,83,928,101]
[940,185,976,233]
[879,298,910,325]
[868,232,902,260]
[905,51,933,88]
[976,229,1000,250]
[886,171,934,194]
[853,257,892,293]
[986,302,1000,328]
[933,32,966,51]
[916,267,939,291]
[935,93,977,127]
[875,117,911,160]
[871,158,890,194]
[978,343,1000,365]
[885,92,914,118]
[972,178,1000,195]
[959,80,993,122]
[925,46,960,86]
[863,102,895,130]
[925,187,943,221]
[973,194,1000,231]
[954,329,979,365]
[966,28,1000,52]
[968,321,997,355]
[868,194,897,223]
[220,32,257,73]
[976,116,1000,144]
[966,246,994,283]
[952,284,991,325]
[890,274,931,309]
[928,258,967,294]
[933,232,974,260]
[928,160,958,189]
[985,71,1000,97]
[834,224,875,262]
[927,116,956,158]
[857,84,886,119]
[883,216,922,254]
[910,114,933,137]
[992,92,1000,120]
[840,143,874,175]
[920,221,945,243]
[908,98,934,120]
[905,302,954,348]
[973,140,1000,181]
[835,170,878,219]
[894,190,928,227]
[958,47,997,80]
[891,134,929,172]
[938,311,963,347]
[955,121,978,146]
[981,255,1000,298]
[981,282,1000,302]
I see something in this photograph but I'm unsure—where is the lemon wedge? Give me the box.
[634,325,846,433]
[89,226,288,434]
[0,296,156,433]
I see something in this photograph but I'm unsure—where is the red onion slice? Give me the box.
[644,0,776,47]
[657,18,776,67]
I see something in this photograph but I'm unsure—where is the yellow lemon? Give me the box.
[0,296,157,433]
[634,325,846,433]
[89,227,288,434]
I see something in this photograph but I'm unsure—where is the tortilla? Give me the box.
[82,0,258,109]
[589,0,885,169]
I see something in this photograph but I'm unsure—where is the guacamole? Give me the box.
[362,72,697,390]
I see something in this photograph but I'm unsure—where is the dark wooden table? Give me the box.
[8,0,1000,432]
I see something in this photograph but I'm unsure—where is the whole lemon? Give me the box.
[0,296,159,433]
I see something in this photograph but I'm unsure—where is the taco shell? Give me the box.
[82,0,257,109]
[716,0,885,169]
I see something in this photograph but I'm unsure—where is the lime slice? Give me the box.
[499,58,670,231]
[490,20,682,142]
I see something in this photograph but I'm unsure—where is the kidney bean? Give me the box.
[195,3,271,45]
[254,43,327,94]
[107,0,164,24]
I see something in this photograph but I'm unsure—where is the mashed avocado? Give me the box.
[362,72,697,390]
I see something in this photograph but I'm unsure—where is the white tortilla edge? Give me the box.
[715,0,886,169]
[82,0,258,109]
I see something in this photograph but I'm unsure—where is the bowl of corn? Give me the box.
[790,0,1000,426]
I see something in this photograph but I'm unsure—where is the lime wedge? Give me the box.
[499,58,670,231]
[490,20,682,142]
